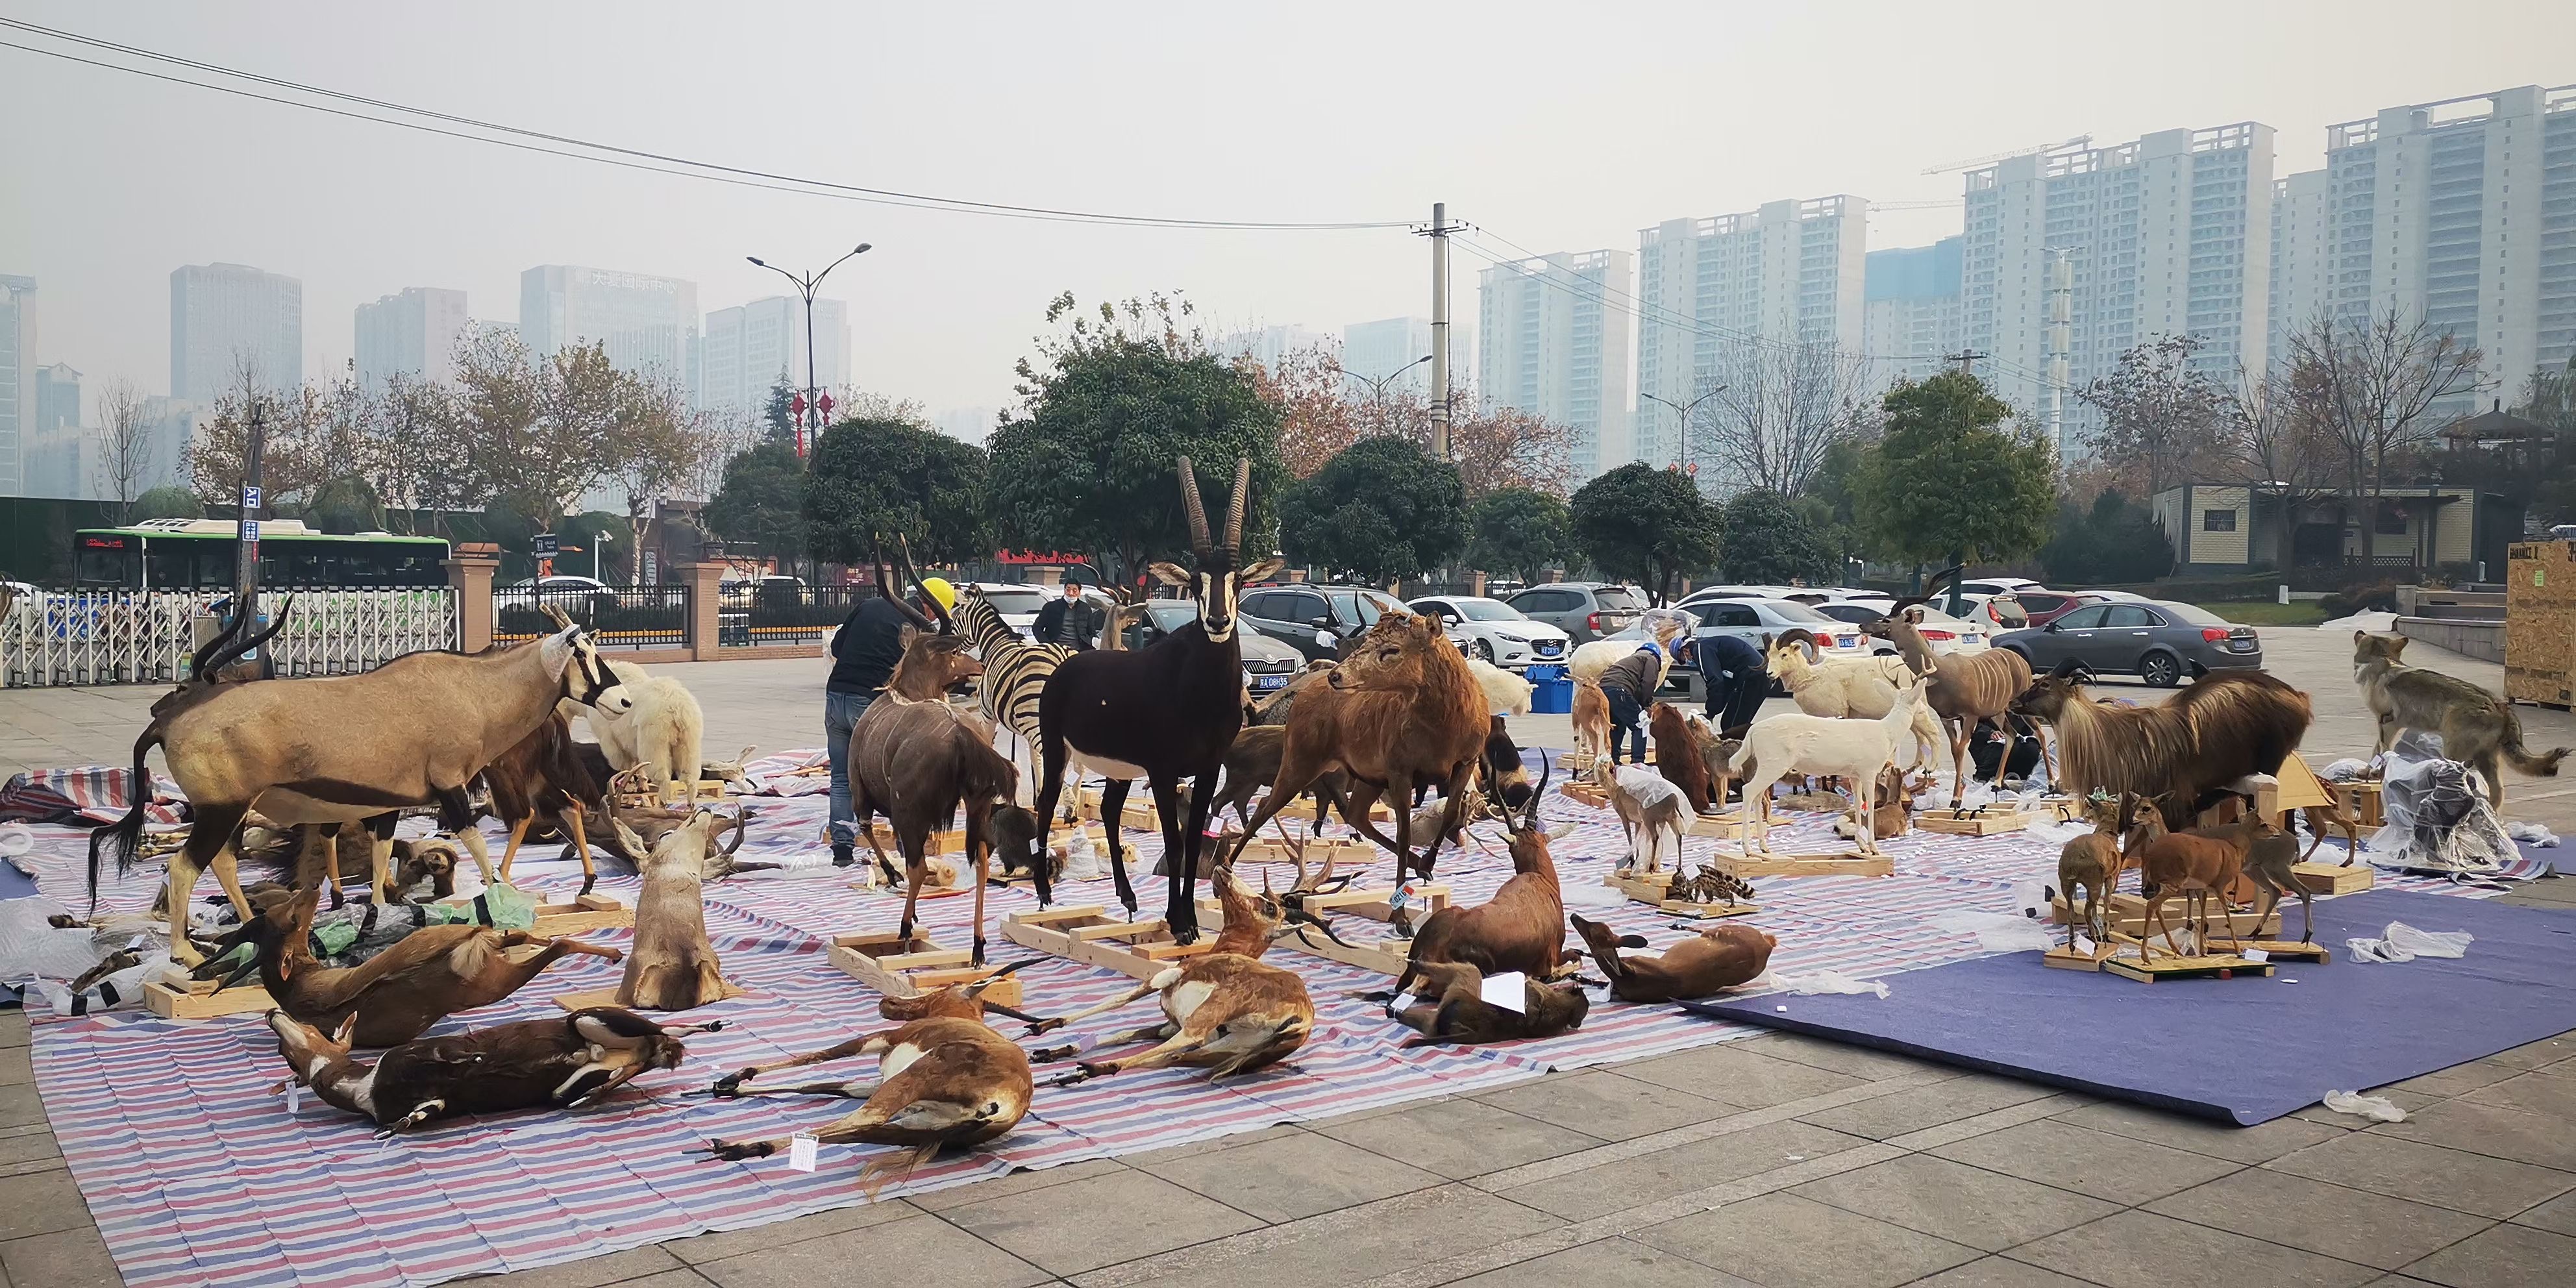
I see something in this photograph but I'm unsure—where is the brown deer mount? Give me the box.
[830,930,1027,1009]
[1193,883,1453,976]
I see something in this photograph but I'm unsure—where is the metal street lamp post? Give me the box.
[747,243,871,465]
[1332,354,1433,429]
[1639,383,1726,472]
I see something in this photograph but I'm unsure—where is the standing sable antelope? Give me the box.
[846,540,1013,965]
[2056,791,2125,950]
[267,1006,717,1135]
[1032,457,1284,943]
[2012,662,2311,832]
[2136,819,2279,958]
[700,972,1034,1195]
[1227,611,1491,884]
[92,602,630,965]
[1571,915,1775,1002]
[608,806,748,1009]
[1864,570,2037,809]
[1026,862,1345,1084]
[197,874,623,1046]
[1383,763,1576,1003]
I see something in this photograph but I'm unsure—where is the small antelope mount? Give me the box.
[269,1006,717,1135]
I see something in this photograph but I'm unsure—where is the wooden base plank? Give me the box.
[1000,905,1212,982]
[2292,861,2375,895]
[2101,953,2275,984]
[1916,809,2033,836]
[143,974,275,1021]
[825,930,1028,1006]
[2051,893,2281,940]
[2242,939,2333,964]
[1219,836,1378,870]
[1561,783,1610,810]
[1683,811,1746,838]
[1709,852,1892,879]
[551,978,749,1013]
[2043,941,2119,971]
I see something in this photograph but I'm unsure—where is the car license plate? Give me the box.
[1836,635,1858,650]
[2229,639,2256,654]
[1535,642,1561,656]
[1254,674,1288,690]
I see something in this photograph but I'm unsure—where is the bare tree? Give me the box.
[447,330,625,531]
[607,373,715,583]
[88,378,156,521]
[2078,334,2232,498]
[364,371,477,534]
[2220,364,2336,569]
[1690,341,1878,497]
[2289,306,2485,558]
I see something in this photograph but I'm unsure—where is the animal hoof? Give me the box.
[708,1071,752,1098]
[1024,1017,1067,1037]
[1029,1044,1078,1063]
[578,874,598,897]
[703,1138,776,1161]
[599,947,626,963]
[1049,1068,1096,1088]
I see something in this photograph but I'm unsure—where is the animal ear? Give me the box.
[1618,934,1650,948]
[898,625,920,649]
[2388,637,2408,658]
[1148,562,1191,587]
[1239,556,1284,584]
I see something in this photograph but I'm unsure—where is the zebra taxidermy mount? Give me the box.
[1032,456,1282,943]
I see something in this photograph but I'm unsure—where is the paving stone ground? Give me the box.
[5,625,2575,1287]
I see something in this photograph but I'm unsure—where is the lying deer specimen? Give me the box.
[1389,959,1589,1046]
[267,1006,717,1135]
[1570,915,1775,1002]
[606,804,750,1009]
[700,972,1033,1195]
[197,848,621,1045]
[1026,861,1348,1085]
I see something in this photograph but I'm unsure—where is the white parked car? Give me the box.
[960,582,1054,638]
[1803,601,1992,658]
[1407,595,1572,671]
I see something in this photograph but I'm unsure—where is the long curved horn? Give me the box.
[719,803,748,859]
[896,535,953,634]
[1522,752,1552,831]
[1176,457,1212,558]
[871,538,934,630]
[1223,456,1250,554]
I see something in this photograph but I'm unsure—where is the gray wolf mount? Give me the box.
[90,602,631,965]
[2355,631,2568,807]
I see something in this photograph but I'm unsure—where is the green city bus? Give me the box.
[73,519,450,589]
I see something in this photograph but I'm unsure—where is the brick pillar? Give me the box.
[1470,570,1487,596]
[681,561,726,660]
[443,543,500,652]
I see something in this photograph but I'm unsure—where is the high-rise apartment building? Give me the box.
[1961,124,2275,453]
[354,287,471,390]
[1635,197,1868,473]
[23,362,85,499]
[1861,238,1965,388]
[1477,250,1633,482]
[2266,169,2333,370]
[2298,84,2576,404]
[518,265,700,398]
[0,275,29,495]
[1339,316,1473,402]
[700,295,849,419]
[1215,324,1337,374]
[170,262,303,401]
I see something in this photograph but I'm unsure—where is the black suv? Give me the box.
[1238,584,1411,662]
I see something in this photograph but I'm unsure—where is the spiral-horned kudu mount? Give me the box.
[1030,456,1283,943]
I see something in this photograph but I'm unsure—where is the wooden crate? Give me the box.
[440,890,632,936]
[2322,780,2385,829]
[1708,850,1892,879]
[1916,809,2033,836]
[2505,541,2576,706]
[2101,952,2275,984]
[1602,868,1761,919]
[827,930,1025,1008]
[1000,906,1213,982]
[2292,861,2375,895]
[143,974,276,1021]
[2052,891,2280,940]
[2042,940,2120,972]
[1218,835,1378,871]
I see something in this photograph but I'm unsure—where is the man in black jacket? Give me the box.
[1030,578,1104,650]
[824,575,956,865]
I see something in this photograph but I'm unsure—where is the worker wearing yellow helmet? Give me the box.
[823,570,960,866]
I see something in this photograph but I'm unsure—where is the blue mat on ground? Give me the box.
[1680,888,2576,1124]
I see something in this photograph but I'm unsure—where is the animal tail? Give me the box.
[1728,739,1755,774]
[2498,714,2571,778]
[856,1141,942,1200]
[88,724,166,908]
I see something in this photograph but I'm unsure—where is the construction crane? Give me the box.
[1921,135,2092,176]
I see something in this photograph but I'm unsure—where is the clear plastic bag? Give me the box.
[2368,732,2518,875]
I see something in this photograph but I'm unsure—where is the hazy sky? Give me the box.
[4,1,2570,425]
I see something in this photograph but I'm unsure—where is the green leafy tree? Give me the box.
[1466,487,1574,581]
[1718,489,1838,585]
[1570,464,1724,604]
[130,485,204,523]
[1278,437,1468,585]
[2036,489,2175,584]
[1859,371,2057,612]
[986,320,1282,584]
[706,439,809,569]
[763,375,797,444]
[805,416,991,565]
[304,475,386,534]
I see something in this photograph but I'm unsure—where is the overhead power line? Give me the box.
[0,19,1413,232]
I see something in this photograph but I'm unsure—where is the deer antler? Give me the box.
[1176,457,1212,558]
[1222,456,1250,555]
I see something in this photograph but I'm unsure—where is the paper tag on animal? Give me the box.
[1480,971,1528,1013]
[284,1084,301,1114]
[2072,934,2098,955]
[788,1132,819,1172]
[1389,991,1417,1013]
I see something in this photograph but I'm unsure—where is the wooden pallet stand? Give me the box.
[1916,808,2032,836]
[1709,850,1892,879]
[2293,861,2375,895]
[2050,892,2279,940]
[826,930,1026,1007]
[2241,939,2333,964]
[2033,796,2081,824]
[1221,834,1377,871]
[1602,867,1761,919]
[866,820,967,856]
[1683,811,1747,839]
[2101,949,2276,984]
[2042,939,2120,972]
[1559,748,1653,773]
[1561,782,1611,810]
[1000,906,1211,982]
[615,778,732,808]
[2324,779,2385,827]
[143,972,276,1021]
[1193,883,1450,975]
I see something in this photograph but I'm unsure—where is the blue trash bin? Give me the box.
[1524,663,1572,714]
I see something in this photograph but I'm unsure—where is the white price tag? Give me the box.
[2072,934,2097,955]
[284,1083,301,1113]
[787,1132,819,1172]
[1389,991,1417,1013]
[2240,948,2270,963]
[1480,971,1528,1013]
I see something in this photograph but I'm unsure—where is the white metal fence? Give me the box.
[0,588,458,687]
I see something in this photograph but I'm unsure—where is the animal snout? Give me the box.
[595,687,636,715]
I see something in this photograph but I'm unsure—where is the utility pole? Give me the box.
[1946,349,1988,376]
[2044,249,2073,453]
[1424,202,1453,460]
[232,397,269,676]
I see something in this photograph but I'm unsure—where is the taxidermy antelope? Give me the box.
[2012,661,2311,832]
[1026,863,1345,1084]
[484,710,612,895]
[267,1006,716,1135]
[1032,457,1285,943]
[1649,701,1715,812]
[1570,677,1613,764]
[1570,915,1774,1002]
[1383,764,1576,1003]
[197,875,622,1046]
[92,602,631,965]
[1864,571,2038,808]
[1765,629,1941,769]
[2057,791,2125,950]
[1390,960,1589,1047]
[1228,611,1491,884]
[606,806,748,1009]
[1604,763,1689,874]
[700,972,1033,1195]
[1833,763,1917,843]
[846,539,1014,964]
[2136,820,2277,958]
[1730,677,1925,857]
